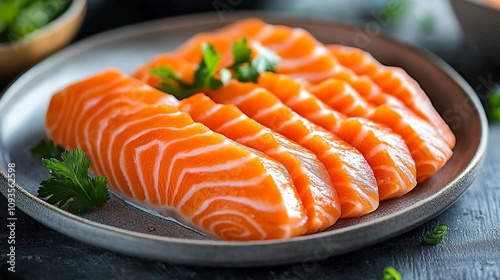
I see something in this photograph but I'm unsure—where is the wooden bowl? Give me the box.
[0,0,86,81]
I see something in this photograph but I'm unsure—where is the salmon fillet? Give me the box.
[201,81,379,218]
[45,69,309,241]
[137,53,380,217]
[327,45,456,148]
[173,18,454,149]
[179,93,341,233]
[258,72,417,200]
[310,78,453,182]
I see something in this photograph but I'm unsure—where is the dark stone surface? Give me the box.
[1,1,500,279]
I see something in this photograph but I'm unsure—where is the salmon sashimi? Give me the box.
[179,93,341,232]
[310,78,453,182]
[327,45,456,148]
[174,19,453,150]
[317,66,454,152]
[45,69,309,241]
[203,81,379,218]
[136,53,381,217]
[258,72,417,200]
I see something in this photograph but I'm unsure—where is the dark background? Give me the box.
[1,0,500,279]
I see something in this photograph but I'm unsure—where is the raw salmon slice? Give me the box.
[258,72,417,200]
[310,78,453,182]
[179,93,341,233]
[328,45,456,148]
[46,69,309,241]
[135,54,379,218]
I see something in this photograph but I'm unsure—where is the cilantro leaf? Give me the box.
[230,38,252,68]
[423,225,447,245]
[149,43,227,99]
[148,67,188,86]
[37,149,110,214]
[235,65,260,83]
[150,66,196,99]
[229,38,279,78]
[158,80,189,99]
[30,139,65,160]
[231,40,279,82]
[207,76,223,90]
[382,266,401,280]
[202,43,221,77]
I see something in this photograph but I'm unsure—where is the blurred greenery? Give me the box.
[488,86,500,122]
[0,0,70,44]
[379,0,411,30]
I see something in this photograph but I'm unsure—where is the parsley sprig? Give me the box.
[149,44,224,99]
[229,38,279,83]
[30,138,65,160]
[149,38,279,99]
[31,140,110,214]
[423,225,447,245]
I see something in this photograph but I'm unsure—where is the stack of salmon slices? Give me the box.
[45,19,455,241]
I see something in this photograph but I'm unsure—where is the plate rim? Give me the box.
[0,11,489,265]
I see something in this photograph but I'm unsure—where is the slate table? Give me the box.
[1,1,499,279]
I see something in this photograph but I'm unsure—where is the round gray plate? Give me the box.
[0,12,488,267]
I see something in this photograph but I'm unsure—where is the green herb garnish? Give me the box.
[149,43,224,99]
[487,86,500,122]
[230,38,279,82]
[423,225,447,245]
[419,13,436,34]
[149,38,280,99]
[379,0,411,30]
[229,38,252,68]
[30,139,65,160]
[382,266,401,280]
[37,149,110,214]
[234,65,260,83]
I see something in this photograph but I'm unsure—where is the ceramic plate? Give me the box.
[0,12,488,266]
